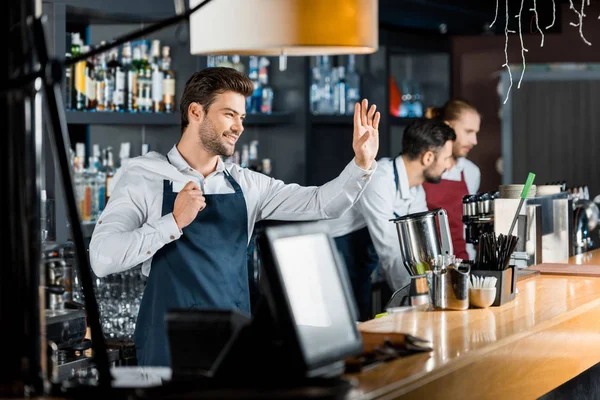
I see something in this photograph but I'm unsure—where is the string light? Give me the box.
[490,0,593,102]
[546,0,556,29]
[530,0,544,47]
[501,0,513,104]
[516,0,528,89]
[569,0,592,45]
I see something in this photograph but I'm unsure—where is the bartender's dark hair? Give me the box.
[180,67,254,133]
[402,119,456,161]
[425,98,480,122]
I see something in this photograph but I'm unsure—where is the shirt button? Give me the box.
[188,168,193,172]
[362,174,370,179]
[146,251,151,255]
[170,235,175,240]
[98,220,102,224]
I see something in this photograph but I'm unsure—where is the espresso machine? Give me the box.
[462,191,498,245]
[42,242,121,382]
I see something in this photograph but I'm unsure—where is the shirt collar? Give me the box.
[394,155,412,200]
[453,157,466,172]
[167,145,226,175]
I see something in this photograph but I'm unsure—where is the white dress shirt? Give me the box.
[441,157,480,195]
[323,155,428,290]
[440,157,480,260]
[89,145,376,278]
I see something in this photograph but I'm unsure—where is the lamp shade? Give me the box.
[189,0,378,56]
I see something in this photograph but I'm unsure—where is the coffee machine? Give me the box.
[42,242,120,382]
[462,192,498,245]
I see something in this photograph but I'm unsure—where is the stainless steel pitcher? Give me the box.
[428,263,470,311]
[391,208,454,276]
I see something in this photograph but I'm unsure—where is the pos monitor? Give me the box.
[166,221,363,383]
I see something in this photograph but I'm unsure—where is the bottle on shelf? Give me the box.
[309,66,321,114]
[122,42,137,112]
[95,42,108,112]
[345,55,360,114]
[231,55,245,73]
[85,155,99,221]
[83,45,97,111]
[317,56,334,115]
[161,46,176,113]
[248,140,259,170]
[247,56,261,114]
[150,40,163,113]
[137,41,152,113]
[107,47,124,112]
[241,144,249,168]
[104,147,115,203]
[65,49,73,110]
[93,144,106,217]
[335,66,347,115]
[261,159,272,176]
[259,58,273,114]
[72,33,86,111]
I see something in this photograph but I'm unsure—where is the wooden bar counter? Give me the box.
[347,250,600,399]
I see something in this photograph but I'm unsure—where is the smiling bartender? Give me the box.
[423,99,481,260]
[89,67,380,367]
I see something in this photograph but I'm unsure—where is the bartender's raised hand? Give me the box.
[173,181,206,229]
[352,98,380,170]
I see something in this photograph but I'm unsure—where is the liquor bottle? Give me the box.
[86,156,99,221]
[65,50,73,110]
[150,40,163,113]
[162,46,176,113]
[248,140,259,170]
[241,144,249,168]
[122,42,137,112]
[137,42,152,113]
[335,66,347,115]
[231,55,245,73]
[95,43,107,112]
[247,56,261,114]
[261,159,272,176]
[259,58,273,114]
[73,143,86,219]
[106,48,123,111]
[72,33,86,111]
[83,46,97,111]
[345,55,360,114]
[93,144,106,216]
[105,147,115,203]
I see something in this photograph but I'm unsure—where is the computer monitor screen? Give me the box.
[265,224,362,368]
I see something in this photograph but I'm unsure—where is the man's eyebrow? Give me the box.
[221,107,246,116]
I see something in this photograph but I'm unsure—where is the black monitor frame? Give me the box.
[256,221,363,377]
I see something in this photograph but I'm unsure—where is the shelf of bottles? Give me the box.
[208,55,276,115]
[389,77,424,119]
[65,33,176,116]
[309,55,361,121]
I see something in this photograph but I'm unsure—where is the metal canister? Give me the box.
[463,194,477,217]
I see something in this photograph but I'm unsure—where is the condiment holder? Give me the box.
[468,276,497,308]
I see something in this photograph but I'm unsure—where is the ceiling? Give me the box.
[379,0,565,35]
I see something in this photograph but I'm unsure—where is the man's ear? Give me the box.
[443,120,452,128]
[421,150,435,167]
[188,102,205,124]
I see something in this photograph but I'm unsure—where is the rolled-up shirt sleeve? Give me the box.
[89,170,181,277]
[255,158,377,221]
